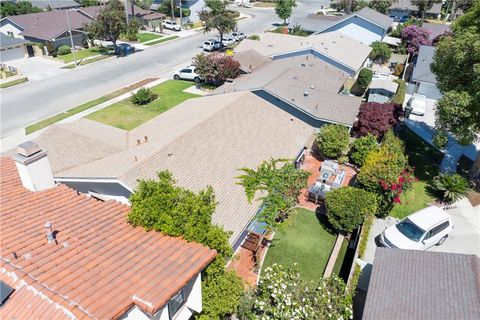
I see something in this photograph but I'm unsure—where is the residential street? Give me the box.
[0,2,328,137]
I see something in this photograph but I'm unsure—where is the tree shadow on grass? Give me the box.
[314,204,337,235]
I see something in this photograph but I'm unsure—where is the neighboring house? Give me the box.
[422,22,451,43]
[29,0,80,10]
[233,49,271,74]
[289,13,342,34]
[312,7,393,45]
[212,52,362,128]
[30,92,315,249]
[152,0,205,23]
[389,0,442,20]
[367,79,399,103]
[0,32,28,61]
[362,248,480,320]
[235,31,372,76]
[411,45,442,100]
[0,143,216,320]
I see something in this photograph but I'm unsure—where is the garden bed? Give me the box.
[262,208,337,282]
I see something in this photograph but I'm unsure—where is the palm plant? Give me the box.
[431,173,469,204]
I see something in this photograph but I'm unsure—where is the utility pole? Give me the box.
[170,0,175,21]
[124,0,129,24]
[179,0,182,27]
[65,10,78,66]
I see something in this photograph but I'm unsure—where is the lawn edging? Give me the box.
[323,233,346,278]
[0,77,28,89]
[145,35,180,46]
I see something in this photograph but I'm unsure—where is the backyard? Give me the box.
[262,208,337,282]
[86,80,199,130]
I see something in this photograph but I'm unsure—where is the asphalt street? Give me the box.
[0,2,328,136]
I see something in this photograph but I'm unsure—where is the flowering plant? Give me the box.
[401,25,431,54]
[379,166,416,204]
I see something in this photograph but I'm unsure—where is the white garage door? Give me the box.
[1,46,25,62]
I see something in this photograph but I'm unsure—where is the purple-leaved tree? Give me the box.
[401,25,431,54]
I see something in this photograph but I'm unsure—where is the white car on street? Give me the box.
[379,206,453,250]
[203,39,221,51]
[220,37,236,47]
[406,94,427,116]
[173,66,203,83]
[231,32,247,41]
[163,20,181,31]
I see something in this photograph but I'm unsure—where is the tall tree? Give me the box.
[275,0,297,25]
[331,0,368,13]
[86,0,126,54]
[129,171,243,318]
[411,0,442,19]
[198,0,237,44]
[0,1,42,18]
[368,0,393,14]
[400,24,431,54]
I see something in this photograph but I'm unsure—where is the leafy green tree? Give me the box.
[275,0,297,25]
[237,159,309,229]
[135,0,153,10]
[411,0,442,19]
[368,0,392,14]
[431,173,469,204]
[86,0,126,54]
[350,134,379,166]
[356,68,373,92]
[239,264,353,319]
[129,171,243,318]
[325,187,378,233]
[199,0,237,44]
[331,0,368,13]
[369,41,392,63]
[0,1,42,17]
[124,18,140,41]
[316,124,350,159]
[79,0,98,6]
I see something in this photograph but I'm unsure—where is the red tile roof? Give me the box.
[0,157,216,320]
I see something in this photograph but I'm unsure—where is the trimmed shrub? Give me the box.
[130,87,156,105]
[247,34,260,40]
[315,124,350,159]
[431,173,469,204]
[57,45,71,55]
[325,187,378,233]
[432,130,448,149]
[369,41,392,63]
[350,134,379,166]
[353,102,403,138]
[392,79,406,105]
[393,63,404,77]
[356,68,373,92]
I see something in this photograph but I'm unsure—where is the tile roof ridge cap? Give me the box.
[2,259,93,320]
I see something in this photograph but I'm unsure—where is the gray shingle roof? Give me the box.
[0,33,28,48]
[212,54,361,126]
[422,22,451,41]
[389,0,442,14]
[234,49,271,73]
[362,248,480,320]
[289,14,342,33]
[356,7,394,30]
[28,0,80,10]
[412,45,437,84]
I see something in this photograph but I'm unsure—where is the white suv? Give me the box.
[221,37,236,47]
[163,20,181,31]
[203,39,221,51]
[231,32,246,41]
[173,66,203,83]
[379,206,453,250]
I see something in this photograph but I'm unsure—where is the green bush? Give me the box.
[130,87,157,105]
[369,41,392,63]
[325,187,378,233]
[350,134,379,166]
[393,63,404,77]
[356,68,373,92]
[315,124,350,159]
[431,173,469,204]
[392,79,406,105]
[57,45,71,55]
[432,131,448,149]
[247,34,260,40]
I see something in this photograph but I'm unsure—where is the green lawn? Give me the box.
[144,36,179,46]
[390,181,436,219]
[262,208,337,282]
[0,77,28,88]
[137,33,162,43]
[57,47,112,64]
[61,55,110,69]
[86,80,199,130]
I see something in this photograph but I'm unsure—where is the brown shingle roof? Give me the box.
[0,157,216,319]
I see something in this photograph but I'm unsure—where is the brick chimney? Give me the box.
[12,141,55,192]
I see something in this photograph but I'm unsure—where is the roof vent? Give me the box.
[45,221,55,244]
[309,85,315,89]
[16,141,41,157]
[303,91,309,97]
[301,63,306,67]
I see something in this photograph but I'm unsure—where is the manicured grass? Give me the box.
[255,2,275,7]
[332,238,348,276]
[61,55,110,69]
[25,78,158,134]
[137,33,162,43]
[0,77,28,88]
[86,80,199,130]
[57,47,112,63]
[144,36,179,46]
[262,208,337,282]
[390,181,436,220]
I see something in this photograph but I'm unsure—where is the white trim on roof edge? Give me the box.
[314,12,390,35]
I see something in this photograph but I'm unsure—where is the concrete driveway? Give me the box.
[8,57,67,82]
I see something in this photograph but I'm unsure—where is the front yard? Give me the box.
[262,208,337,282]
[57,47,112,64]
[86,80,200,130]
[137,33,162,43]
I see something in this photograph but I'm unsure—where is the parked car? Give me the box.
[220,37,236,47]
[118,43,136,56]
[231,32,247,41]
[203,39,221,51]
[173,66,203,82]
[406,94,427,116]
[163,20,181,31]
[379,206,453,250]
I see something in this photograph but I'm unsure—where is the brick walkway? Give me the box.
[228,245,269,288]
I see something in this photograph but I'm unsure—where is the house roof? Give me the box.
[369,79,399,93]
[28,0,80,10]
[0,32,28,48]
[36,92,314,244]
[4,9,92,40]
[212,54,362,126]
[389,0,442,15]
[422,22,451,40]
[235,31,372,73]
[0,156,216,319]
[362,248,480,320]
[233,49,271,73]
[79,4,164,21]
[289,14,342,33]
[412,45,437,84]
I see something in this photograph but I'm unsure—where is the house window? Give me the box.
[168,289,185,319]
[7,31,13,37]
